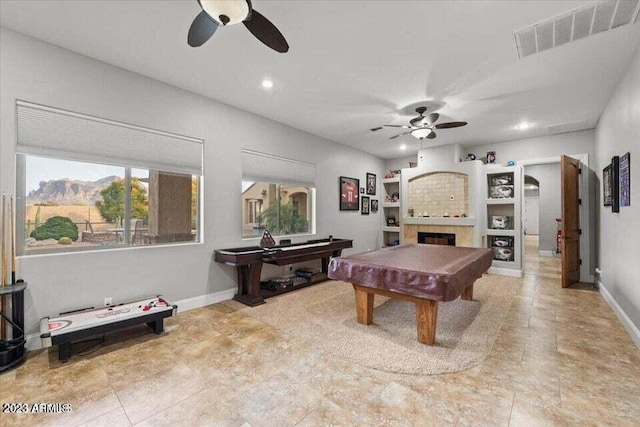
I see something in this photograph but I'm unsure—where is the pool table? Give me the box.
[327,244,493,345]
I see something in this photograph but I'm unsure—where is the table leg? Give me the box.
[415,300,438,345]
[147,319,163,334]
[59,342,71,363]
[461,284,474,301]
[353,285,374,325]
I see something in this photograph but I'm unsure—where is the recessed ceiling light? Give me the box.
[516,122,532,130]
[400,144,407,150]
[261,79,274,89]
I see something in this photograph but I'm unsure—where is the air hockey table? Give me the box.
[328,244,493,345]
[40,296,177,362]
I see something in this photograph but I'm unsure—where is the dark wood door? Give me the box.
[561,155,581,287]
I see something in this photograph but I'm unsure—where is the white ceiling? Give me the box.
[1,1,639,159]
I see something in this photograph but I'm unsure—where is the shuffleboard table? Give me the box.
[40,296,177,362]
[215,237,353,306]
[328,244,493,345]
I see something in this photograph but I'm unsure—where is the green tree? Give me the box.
[259,202,308,235]
[95,178,148,225]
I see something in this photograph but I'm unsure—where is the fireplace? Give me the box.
[418,232,456,246]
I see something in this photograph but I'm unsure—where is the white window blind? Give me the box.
[16,101,203,176]
[242,149,316,187]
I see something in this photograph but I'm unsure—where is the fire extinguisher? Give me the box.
[554,218,562,257]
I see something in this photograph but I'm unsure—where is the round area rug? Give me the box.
[240,274,515,375]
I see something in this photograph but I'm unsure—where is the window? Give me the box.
[241,150,316,239]
[241,182,314,238]
[16,101,203,255]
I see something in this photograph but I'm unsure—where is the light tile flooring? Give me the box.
[1,238,639,426]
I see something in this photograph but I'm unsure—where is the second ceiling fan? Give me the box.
[371,107,467,140]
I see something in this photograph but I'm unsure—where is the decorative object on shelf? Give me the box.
[339,176,360,211]
[366,172,376,195]
[612,155,620,213]
[384,171,394,179]
[371,199,378,213]
[506,160,516,166]
[487,151,496,164]
[603,163,613,206]
[259,229,276,248]
[390,192,399,202]
[492,247,513,261]
[489,236,514,247]
[408,208,414,217]
[620,152,630,207]
[360,187,365,194]
[491,215,512,230]
[490,174,513,186]
[391,169,401,177]
[361,196,370,215]
[489,185,514,199]
[466,153,476,161]
[409,162,417,168]
[387,216,397,226]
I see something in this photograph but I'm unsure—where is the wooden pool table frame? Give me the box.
[352,283,474,345]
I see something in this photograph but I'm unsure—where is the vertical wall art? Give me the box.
[339,176,359,211]
[366,172,376,195]
[603,164,612,206]
[620,152,630,207]
[612,156,620,213]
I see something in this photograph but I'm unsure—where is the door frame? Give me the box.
[519,154,593,283]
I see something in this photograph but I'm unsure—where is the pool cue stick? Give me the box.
[10,196,15,285]
[1,194,6,339]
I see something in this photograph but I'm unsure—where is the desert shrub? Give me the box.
[30,216,79,241]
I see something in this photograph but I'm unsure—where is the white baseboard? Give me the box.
[174,287,236,312]
[488,267,523,278]
[25,287,237,352]
[598,280,640,349]
[538,250,554,257]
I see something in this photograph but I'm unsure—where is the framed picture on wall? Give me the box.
[612,155,620,213]
[361,196,370,215]
[371,199,378,213]
[339,176,360,211]
[603,164,612,206]
[620,152,630,207]
[366,172,376,195]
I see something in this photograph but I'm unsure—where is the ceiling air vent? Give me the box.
[546,120,590,135]
[515,0,640,58]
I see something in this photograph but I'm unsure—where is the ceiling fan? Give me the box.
[371,107,467,140]
[187,0,289,53]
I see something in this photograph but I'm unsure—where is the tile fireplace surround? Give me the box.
[403,224,474,247]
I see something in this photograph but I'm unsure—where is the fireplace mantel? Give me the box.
[403,217,476,227]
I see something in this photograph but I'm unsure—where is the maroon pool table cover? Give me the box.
[328,244,493,301]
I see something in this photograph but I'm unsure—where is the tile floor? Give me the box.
[1,237,639,426]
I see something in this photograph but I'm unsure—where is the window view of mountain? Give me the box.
[26,175,120,205]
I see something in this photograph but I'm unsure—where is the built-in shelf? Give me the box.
[403,217,476,226]
[382,226,401,232]
[486,198,515,205]
[381,177,400,184]
[486,229,515,236]
[382,202,400,208]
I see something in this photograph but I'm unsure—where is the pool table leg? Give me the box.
[353,285,374,325]
[415,300,438,345]
[461,284,474,301]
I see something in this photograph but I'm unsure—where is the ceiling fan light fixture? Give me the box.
[411,128,432,139]
[199,0,250,26]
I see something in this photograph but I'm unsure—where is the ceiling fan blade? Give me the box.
[370,127,383,132]
[243,9,289,53]
[188,11,219,47]
[426,131,437,139]
[389,131,412,140]
[384,125,413,129]
[435,121,468,129]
